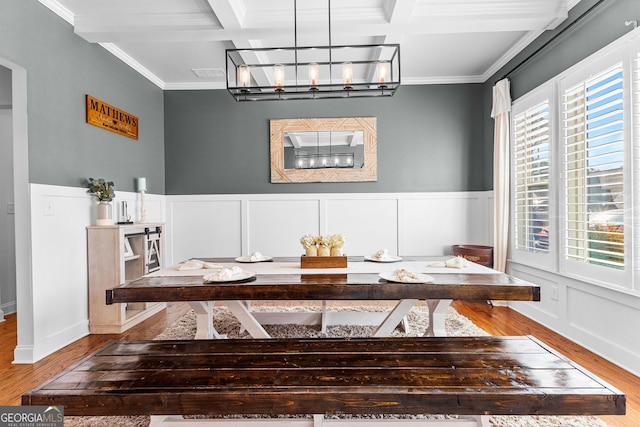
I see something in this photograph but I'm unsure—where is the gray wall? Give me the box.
[0,0,165,194]
[482,0,640,188]
[0,66,10,106]
[164,84,485,194]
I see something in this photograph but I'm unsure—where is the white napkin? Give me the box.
[445,256,470,268]
[249,252,263,262]
[204,266,243,282]
[375,249,389,260]
[393,269,420,282]
[428,256,470,269]
[177,259,205,270]
[203,261,223,269]
[177,259,222,270]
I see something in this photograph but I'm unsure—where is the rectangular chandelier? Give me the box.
[226,43,400,101]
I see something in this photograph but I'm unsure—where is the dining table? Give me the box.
[106,256,540,339]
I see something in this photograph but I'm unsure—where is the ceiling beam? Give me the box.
[206,0,246,30]
[73,11,570,44]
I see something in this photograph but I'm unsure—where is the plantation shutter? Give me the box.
[512,101,551,253]
[562,64,625,269]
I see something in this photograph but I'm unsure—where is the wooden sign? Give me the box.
[86,95,138,140]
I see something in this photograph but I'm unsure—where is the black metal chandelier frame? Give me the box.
[226,0,400,101]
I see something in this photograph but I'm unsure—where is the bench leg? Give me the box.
[149,415,314,426]
[149,415,488,427]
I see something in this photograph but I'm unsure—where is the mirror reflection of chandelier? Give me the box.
[291,131,356,169]
[226,0,400,101]
[295,152,354,169]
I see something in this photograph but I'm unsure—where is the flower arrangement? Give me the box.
[87,178,115,202]
[317,235,331,247]
[300,234,317,249]
[300,233,346,256]
[328,234,346,249]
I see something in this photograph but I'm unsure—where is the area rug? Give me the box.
[65,305,611,427]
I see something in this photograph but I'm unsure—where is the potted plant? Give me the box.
[87,178,115,225]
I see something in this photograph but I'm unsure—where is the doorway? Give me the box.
[0,56,32,362]
[0,64,14,321]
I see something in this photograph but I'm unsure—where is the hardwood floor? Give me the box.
[451,301,639,427]
[1,301,637,426]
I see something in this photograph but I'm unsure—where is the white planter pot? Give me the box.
[96,201,113,226]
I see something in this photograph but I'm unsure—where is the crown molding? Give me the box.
[38,0,74,25]
[99,43,166,89]
[164,82,225,90]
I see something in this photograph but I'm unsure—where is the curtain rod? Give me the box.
[499,0,608,81]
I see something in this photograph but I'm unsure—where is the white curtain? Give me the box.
[491,79,511,273]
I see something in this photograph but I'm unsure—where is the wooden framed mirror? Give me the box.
[270,117,377,183]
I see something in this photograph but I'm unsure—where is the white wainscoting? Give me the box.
[14,184,165,363]
[18,187,490,362]
[15,185,640,378]
[165,192,493,266]
[508,262,640,377]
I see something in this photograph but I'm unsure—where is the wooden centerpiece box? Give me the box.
[300,255,348,268]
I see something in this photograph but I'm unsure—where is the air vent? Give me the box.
[191,68,226,78]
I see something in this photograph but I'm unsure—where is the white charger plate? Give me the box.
[379,271,433,284]
[235,255,273,263]
[364,254,403,263]
[203,270,256,283]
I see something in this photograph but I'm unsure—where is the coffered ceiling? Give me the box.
[38,0,577,90]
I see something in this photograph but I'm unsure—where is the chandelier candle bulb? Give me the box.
[274,64,284,91]
[309,62,319,88]
[343,62,353,89]
[377,60,388,87]
[238,64,250,88]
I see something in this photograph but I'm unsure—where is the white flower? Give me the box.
[300,234,318,249]
[328,234,346,248]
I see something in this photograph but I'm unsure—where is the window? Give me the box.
[510,29,640,291]
[512,99,551,254]
[562,64,625,270]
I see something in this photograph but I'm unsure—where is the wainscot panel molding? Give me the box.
[165,192,493,266]
[14,184,165,363]
[508,261,640,377]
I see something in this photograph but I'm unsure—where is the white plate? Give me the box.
[378,271,433,284]
[203,270,256,283]
[364,254,403,263]
[235,255,273,263]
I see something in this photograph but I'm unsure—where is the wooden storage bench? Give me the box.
[22,336,625,427]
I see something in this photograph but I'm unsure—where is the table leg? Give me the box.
[423,299,452,337]
[372,299,418,337]
[188,301,225,339]
[226,300,271,338]
[238,301,251,334]
[321,301,328,334]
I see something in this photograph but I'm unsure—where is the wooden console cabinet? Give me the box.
[87,223,166,334]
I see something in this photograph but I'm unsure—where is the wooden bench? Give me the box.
[22,336,625,427]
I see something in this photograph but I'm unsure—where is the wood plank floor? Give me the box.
[0,301,637,426]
